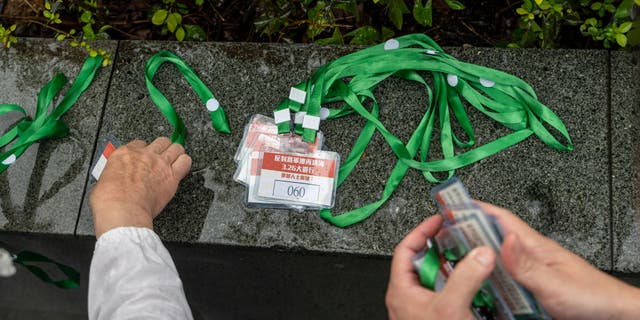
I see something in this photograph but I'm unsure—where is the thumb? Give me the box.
[439,246,496,310]
[501,233,560,297]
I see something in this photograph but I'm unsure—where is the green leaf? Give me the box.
[98,25,112,33]
[315,28,343,45]
[166,13,178,32]
[80,11,92,23]
[590,2,602,10]
[195,0,204,5]
[627,21,640,46]
[387,0,409,29]
[183,24,206,41]
[56,34,66,41]
[539,2,551,10]
[345,26,380,44]
[615,0,634,18]
[617,22,633,33]
[616,33,627,47]
[381,26,395,40]
[413,0,433,26]
[443,0,465,10]
[635,0,640,6]
[9,24,16,32]
[82,23,95,40]
[175,26,185,41]
[152,9,168,26]
[516,8,529,15]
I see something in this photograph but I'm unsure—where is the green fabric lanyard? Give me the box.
[274,34,573,227]
[144,51,231,145]
[418,245,495,311]
[13,250,80,289]
[0,56,103,174]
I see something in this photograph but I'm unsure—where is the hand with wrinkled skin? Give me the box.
[478,201,640,320]
[386,201,640,320]
[90,137,192,238]
[386,214,497,320]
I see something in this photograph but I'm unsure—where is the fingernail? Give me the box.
[471,247,494,267]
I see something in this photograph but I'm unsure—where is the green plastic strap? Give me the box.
[275,33,572,227]
[13,250,80,289]
[419,246,495,311]
[0,56,103,174]
[144,51,231,145]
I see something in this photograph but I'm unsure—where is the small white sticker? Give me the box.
[289,87,307,104]
[447,74,459,87]
[273,109,291,124]
[384,39,400,50]
[302,115,321,130]
[319,107,330,120]
[479,78,495,87]
[206,98,220,111]
[1,154,16,165]
[425,49,438,55]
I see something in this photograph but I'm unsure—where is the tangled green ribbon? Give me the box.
[144,51,231,145]
[0,56,103,174]
[418,245,495,312]
[13,250,80,289]
[273,34,573,227]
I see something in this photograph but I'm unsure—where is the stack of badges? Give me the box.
[412,178,548,320]
[234,115,340,211]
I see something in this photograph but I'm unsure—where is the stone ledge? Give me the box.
[0,38,117,235]
[66,41,613,270]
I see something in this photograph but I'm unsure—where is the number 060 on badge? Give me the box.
[256,151,340,208]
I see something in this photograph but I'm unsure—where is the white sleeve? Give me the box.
[88,227,194,320]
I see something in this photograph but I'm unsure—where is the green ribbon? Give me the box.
[273,33,573,227]
[0,56,103,174]
[418,245,495,311]
[13,250,80,289]
[144,51,231,145]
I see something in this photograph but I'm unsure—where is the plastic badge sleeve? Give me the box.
[254,150,340,209]
[90,135,121,181]
[426,177,548,320]
[234,114,278,163]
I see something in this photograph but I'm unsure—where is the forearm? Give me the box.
[88,227,193,320]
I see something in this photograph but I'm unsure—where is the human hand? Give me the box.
[386,215,497,320]
[477,201,640,320]
[90,137,192,238]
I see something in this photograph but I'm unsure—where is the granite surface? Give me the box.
[75,41,611,269]
[0,38,116,234]
[612,50,640,272]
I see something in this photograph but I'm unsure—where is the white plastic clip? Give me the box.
[289,87,307,104]
[273,109,291,124]
[302,115,321,130]
[206,98,220,111]
[479,78,495,88]
[384,39,400,50]
[447,74,459,87]
[1,154,16,166]
[0,249,16,278]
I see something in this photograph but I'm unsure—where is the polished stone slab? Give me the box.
[77,41,610,269]
[612,51,640,272]
[0,38,116,234]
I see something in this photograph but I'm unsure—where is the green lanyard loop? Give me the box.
[274,34,572,227]
[0,56,103,174]
[13,250,80,289]
[144,51,231,145]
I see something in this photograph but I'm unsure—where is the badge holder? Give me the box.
[90,135,121,181]
[253,150,340,210]
[234,114,327,212]
[413,177,549,320]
